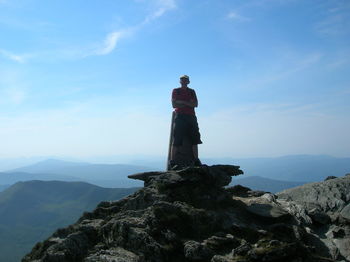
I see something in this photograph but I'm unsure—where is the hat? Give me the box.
[180,75,190,80]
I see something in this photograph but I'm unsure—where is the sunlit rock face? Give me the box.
[23,166,350,262]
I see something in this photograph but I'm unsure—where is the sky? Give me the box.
[0,0,349,161]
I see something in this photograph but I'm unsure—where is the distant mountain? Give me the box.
[230,176,306,193]
[10,158,89,173]
[3,159,157,188]
[2,155,350,187]
[0,171,81,185]
[0,157,47,172]
[0,180,138,262]
[0,184,10,192]
[204,155,350,182]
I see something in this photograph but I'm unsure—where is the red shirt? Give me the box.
[172,87,197,115]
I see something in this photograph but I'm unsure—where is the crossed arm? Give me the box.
[172,99,198,108]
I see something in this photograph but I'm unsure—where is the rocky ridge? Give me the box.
[22,166,350,262]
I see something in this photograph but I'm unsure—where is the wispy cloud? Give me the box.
[0,1,177,60]
[93,30,128,55]
[315,2,350,36]
[327,56,350,69]
[0,49,33,63]
[226,11,250,22]
[92,0,176,56]
[241,52,323,89]
[142,0,176,25]
[90,0,176,57]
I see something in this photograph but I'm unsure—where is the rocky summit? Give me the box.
[22,165,350,262]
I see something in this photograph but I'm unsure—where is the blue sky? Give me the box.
[0,0,349,160]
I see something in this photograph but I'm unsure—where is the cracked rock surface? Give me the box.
[23,165,350,262]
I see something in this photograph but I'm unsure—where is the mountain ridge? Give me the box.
[1,160,156,188]
[0,180,138,262]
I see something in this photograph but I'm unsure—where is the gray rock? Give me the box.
[277,176,350,213]
[340,204,350,221]
[210,255,233,262]
[308,208,331,224]
[334,238,350,262]
[184,241,212,261]
[277,175,350,261]
[325,176,337,181]
[245,203,290,220]
[84,247,140,262]
[232,241,252,256]
[22,165,350,262]
[238,193,291,221]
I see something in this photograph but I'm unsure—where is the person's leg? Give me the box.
[169,114,184,168]
[188,116,202,166]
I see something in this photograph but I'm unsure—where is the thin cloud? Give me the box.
[91,0,176,56]
[142,0,176,24]
[0,49,32,63]
[0,1,177,60]
[226,11,250,22]
[241,52,323,90]
[93,31,127,55]
[327,57,350,69]
[315,2,350,36]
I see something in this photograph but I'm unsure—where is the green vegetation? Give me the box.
[0,180,138,262]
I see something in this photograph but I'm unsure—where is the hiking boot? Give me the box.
[193,158,202,167]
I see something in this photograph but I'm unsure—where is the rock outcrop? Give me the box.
[22,165,350,262]
[277,174,350,261]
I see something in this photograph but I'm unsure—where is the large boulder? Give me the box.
[277,174,350,261]
[22,166,350,262]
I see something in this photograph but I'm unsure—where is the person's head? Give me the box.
[180,75,190,86]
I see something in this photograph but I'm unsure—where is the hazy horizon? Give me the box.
[1,0,349,159]
[0,153,349,172]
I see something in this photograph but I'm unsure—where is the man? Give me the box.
[169,75,202,169]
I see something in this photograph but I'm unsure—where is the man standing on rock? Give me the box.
[169,75,202,169]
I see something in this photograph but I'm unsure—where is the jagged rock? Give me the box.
[234,193,292,222]
[183,240,213,261]
[277,175,350,213]
[277,174,350,261]
[225,185,266,198]
[325,176,337,181]
[308,208,331,225]
[225,185,251,197]
[85,247,140,262]
[232,240,252,256]
[22,165,350,262]
[340,204,350,221]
